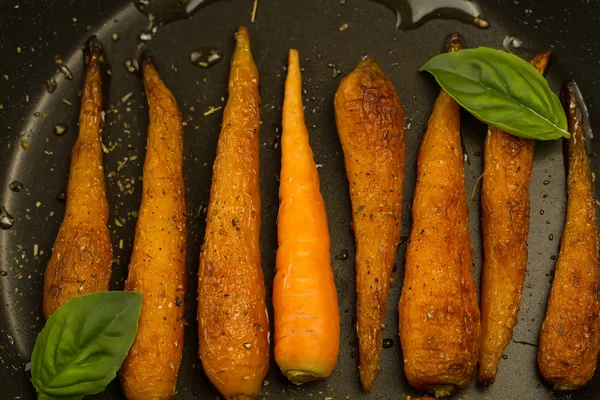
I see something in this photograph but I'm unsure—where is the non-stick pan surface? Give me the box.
[1,0,600,398]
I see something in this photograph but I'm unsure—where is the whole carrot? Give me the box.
[399,34,480,398]
[274,49,340,385]
[478,52,551,386]
[197,26,270,399]
[537,81,600,391]
[119,55,187,400]
[334,58,405,389]
[43,36,112,318]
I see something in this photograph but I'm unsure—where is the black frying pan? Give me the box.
[1,0,599,398]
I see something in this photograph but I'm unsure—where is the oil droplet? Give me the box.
[539,209,544,215]
[124,58,140,74]
[550,255,557,260]
[548,234,554,241]
[60,65,73,80]
[9,181,23,192]
[54,124,68,136]
[543,180,550,185]
[0,270,7,277]
[0,206,15,230]
[335,249,349,261]
[46,77,58,94]
[193,202,207,219]
[190,48,223,68]
[382,338,394,349]
[270,134,281,150]
[374,0,489,30]
[502,354,508,360]
[135,0,217,25]
[57,189,67,203]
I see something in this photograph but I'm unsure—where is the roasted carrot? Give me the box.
[273,49,340,385]
[119,55,187,400]
[334,59,405,389]
[537,81,600,391]
[197,26,269,399]
[398,34,480,398]
[43,37,112,318]
[478,52,551,386]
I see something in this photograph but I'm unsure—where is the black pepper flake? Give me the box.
[57,189,67,203]
[175,296,182,306]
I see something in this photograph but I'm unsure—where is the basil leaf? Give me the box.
[420,47,569,140]
[31,291,142,399]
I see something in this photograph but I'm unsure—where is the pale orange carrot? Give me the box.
[273,49,340,385]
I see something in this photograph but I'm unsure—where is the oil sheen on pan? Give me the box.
[1,0,600,399]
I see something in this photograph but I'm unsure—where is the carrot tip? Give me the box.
[140,51,156,71]
[83,35,102,66]
[429,384,459,398]
[445,32,464,53]
[554,383,581,392]
[477,374,495,387]
[285,369,325,385]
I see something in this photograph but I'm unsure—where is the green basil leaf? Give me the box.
[31,291,142,400]
[420,47,570,140]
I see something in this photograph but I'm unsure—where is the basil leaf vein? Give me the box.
[31,291,142,399]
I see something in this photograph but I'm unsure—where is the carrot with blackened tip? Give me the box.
[537,81,600,391]
[43,35,112,318]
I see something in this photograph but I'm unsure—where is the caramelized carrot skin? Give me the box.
[43,37,112,318]
[399,77,480,397]
[478,52,550,386]
[537,82,600,391]
[478,130,533,386]
[334,59,405,390]
[274,49,340,384]
[197,26,269,400]
[119,58,187,400]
